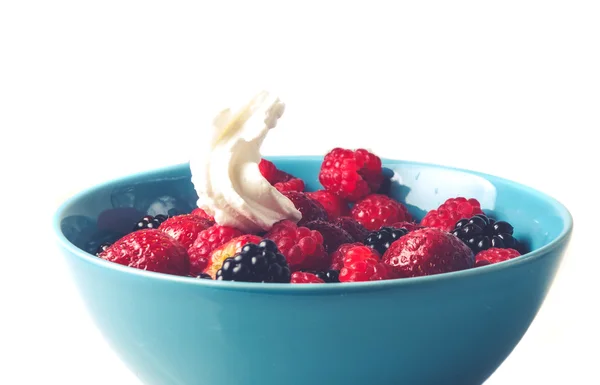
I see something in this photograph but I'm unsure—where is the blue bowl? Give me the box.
[53,157,572,385]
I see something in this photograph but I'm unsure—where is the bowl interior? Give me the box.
[58,157,571,261]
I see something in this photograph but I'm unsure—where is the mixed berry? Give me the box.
[95,147,524,283]
[215,240,292,283]
[133,214,168,231]
[451,214,519,253]
[364,226,409,256]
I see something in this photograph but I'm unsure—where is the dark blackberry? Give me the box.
[215,240,291,283]
[364,226,409,255]
[315,270,340,283]
[95,242,112,256]
[84,231,125,256]
[302,269,340,283]
[195,273,212,279]
[452,214,518,254]
[133,215,167,231]
[154,214,168,222]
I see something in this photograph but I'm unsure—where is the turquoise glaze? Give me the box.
[53,157,573,385]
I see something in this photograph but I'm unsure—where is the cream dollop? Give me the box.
[189,90,302,233]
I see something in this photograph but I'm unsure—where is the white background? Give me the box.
[1,0,598,384]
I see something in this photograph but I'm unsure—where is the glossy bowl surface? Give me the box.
[54,157,572,385]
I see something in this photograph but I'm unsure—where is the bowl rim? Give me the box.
[52,156,573,293]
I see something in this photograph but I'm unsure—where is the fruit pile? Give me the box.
[96,148,524,283]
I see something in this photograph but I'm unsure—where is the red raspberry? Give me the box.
[330,242,363,270]
[319,148,383,202]
[274,178,305,193]
[420,197,483,231]
[281,191,328,225]
[191,208,215,222]
[204,234,262,278]
[306,190,350,220]
[158,214,213,250]
[265,220,328,271]
[333,217,369,243]
[338,245,391,282]
[304,220,354,254]
[187,225,243,276]
[98,229,189,276]
[259,158,294,184]
[291,272,325,284]
[382,228,474,278]
[475,247,521,266]
[351,194,412,231]
[389,221,422,232]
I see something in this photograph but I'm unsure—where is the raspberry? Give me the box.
[475,247,521,267]
[304,220,354,254]
[351,194,412,231]
[216,240,291,283]
[389,221,422,232]
[205,235,263,278]
[98,229,189,276]
[333,217,369,243]
[158,214,213,250]
[306,190,350,220]
[329,242,363,270]
[191,208,215,222]
[291,271,325,284]
[341,245,379,263]
[340,259,390,282]
[281,191,328,225]
[319,148,383,202]
[420,197,483,232]
[302,269,341,283]
[274,178,305,193]
[259,158,307,196]
[265,220,328,271]
[259,158,294,184]
[187,225,243,276]
[338,245,391,282]
[382,228,474,278]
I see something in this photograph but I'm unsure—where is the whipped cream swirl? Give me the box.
[189,91,302,233]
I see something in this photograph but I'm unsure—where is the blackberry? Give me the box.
[95,242,112,256]
[154,214,168,222]
[451,214,518,254]
[302,269,340,283]
[84,231,125,256]
[195,273,212,279]
[215,240,291,283]
[364,226,409,255]
[133,215,167,231]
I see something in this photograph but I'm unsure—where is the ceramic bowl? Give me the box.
[53,157,573,385]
